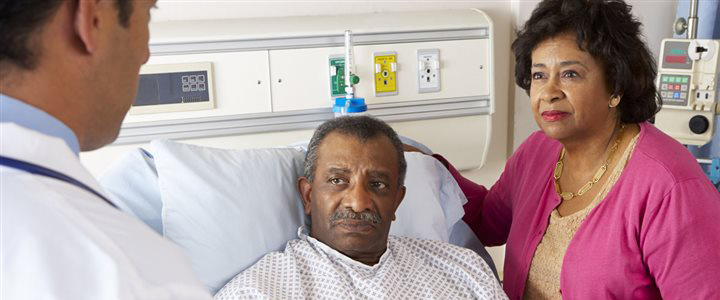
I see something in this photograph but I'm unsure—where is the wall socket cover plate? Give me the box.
[373,51,398,96]
[417,48,440,93]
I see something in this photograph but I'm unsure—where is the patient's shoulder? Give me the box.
[241,238,315,271]
[390,236,488,268]
[216,240,306,297]
[391,235,477,251]
[254,238,306,262]
[389,235,501,292]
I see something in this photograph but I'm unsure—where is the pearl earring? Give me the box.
[609,96,620,108]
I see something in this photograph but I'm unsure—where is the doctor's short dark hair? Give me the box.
[512,0,661,124]
[303,116,407,186]
[0,0,133,72]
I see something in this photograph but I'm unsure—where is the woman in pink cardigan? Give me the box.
[432,0,720,299]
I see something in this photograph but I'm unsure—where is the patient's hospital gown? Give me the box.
[215,227,507,300]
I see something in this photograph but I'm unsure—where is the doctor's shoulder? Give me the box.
[0,170,211,300]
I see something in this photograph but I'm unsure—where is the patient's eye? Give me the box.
[370,181,387,190]
[329,177,347,185]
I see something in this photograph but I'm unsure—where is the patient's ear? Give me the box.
[298,177,313,215]
[392,185,406,221]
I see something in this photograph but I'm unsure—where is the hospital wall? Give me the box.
[80,0,679,280]
[147,0,678,151]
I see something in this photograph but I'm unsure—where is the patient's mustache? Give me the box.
[330,209,382,224]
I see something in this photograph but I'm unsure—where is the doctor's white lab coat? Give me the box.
[0,123,212,300]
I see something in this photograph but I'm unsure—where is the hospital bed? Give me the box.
[99,138,498,294]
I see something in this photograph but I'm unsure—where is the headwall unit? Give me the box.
[112,9,497,171]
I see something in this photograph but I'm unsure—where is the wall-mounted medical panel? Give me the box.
[124,51,271,123]
[358,40,489,104]
[129,62,215,115]
[270,39,489,112]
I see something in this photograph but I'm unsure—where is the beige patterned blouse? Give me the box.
[523,132,640,300]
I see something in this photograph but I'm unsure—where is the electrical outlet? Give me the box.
[373,51,398,96]
[695,90,716,104]
[418,49,440,93]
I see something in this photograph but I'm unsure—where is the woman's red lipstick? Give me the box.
[541,110,569,122]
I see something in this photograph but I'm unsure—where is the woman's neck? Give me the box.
[560,122,621,173]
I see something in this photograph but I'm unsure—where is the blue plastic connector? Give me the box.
[332,97,367,116]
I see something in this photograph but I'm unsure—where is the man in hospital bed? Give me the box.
[214,116,506,299]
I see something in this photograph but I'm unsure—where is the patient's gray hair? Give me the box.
[304,116,407,186]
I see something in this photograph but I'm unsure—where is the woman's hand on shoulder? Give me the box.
[403,144,425,153]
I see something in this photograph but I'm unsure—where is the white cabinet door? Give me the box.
[269,47,345,112]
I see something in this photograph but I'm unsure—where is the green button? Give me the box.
[682,77,689,83]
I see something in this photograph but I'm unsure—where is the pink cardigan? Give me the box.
[436,122,720,299]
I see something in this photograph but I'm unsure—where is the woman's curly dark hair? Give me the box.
[512,0,661,123]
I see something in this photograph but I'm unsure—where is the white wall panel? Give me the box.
[82,115,489,176]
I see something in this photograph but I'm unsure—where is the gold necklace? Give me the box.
[554,124,625,201]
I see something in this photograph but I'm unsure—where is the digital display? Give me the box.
[665,55,687,64]
[661,41,692,70]
[134,71,210,106]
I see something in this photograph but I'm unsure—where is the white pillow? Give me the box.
[391,152,467,241]
[99,148,163,234]
[152,140,306,294]
[150,139,468,294]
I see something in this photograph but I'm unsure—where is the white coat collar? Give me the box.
[0,123,107,198]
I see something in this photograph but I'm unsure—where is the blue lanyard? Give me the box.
[0,156,117,209]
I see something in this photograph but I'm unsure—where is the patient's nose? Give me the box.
[343,182,373,213]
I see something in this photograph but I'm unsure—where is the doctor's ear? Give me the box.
[298,177,313,215]
[74,0,102,54]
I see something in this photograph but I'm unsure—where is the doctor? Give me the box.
[0,0,211,299]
